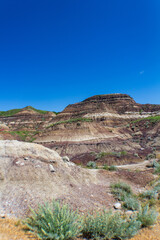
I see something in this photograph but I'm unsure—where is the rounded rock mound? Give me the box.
[0,140,72,217]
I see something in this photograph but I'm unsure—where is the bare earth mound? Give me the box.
[0,140,153,218]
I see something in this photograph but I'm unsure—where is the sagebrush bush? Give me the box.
[154,162,160,174]
[137,204,158,227]
[82,210,141,240]
[111,182,133,195]
[111,182,141,211]
[111,188,129,201]
[154,181,160,193]
[140,190,158,200]
[123,196,140,211]
[108,165,117,171]
[25,200,82,240]
[87,161,97,169]
[103,164,109,170]
[147,198,157,207]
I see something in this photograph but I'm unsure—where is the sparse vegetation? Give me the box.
[132,115,160,124]
[108,165,117,171]
[111,182,141,211]
[46,118,93,128]
[103,164,109,170]
[154,162,160,174]
[123,196,140,211]
[111,182,133,195]
[140,189,158,200]
[137,204,158,227]
[9,130,38,142]
[145,153,156,160]
[0,106,56,117]
[26,200,155,240]
[0,109,21,117]
[25,106,49,115]
[82,210,141,240]
[25,200,82,240]
[87,161,97,169]
[96,151,127,159]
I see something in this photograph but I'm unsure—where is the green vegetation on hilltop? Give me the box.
[26,106,49,114]
[46,117,93,128]
[0,106,58,117]
[0,109,21,117]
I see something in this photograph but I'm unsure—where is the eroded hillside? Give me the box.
[0,94,160,166]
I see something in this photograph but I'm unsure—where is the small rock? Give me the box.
[35,165,41,168]
[67,162,75,166]
[15,161,24,166]
[0,213,5,218]
[114,202,121,210]
[62,156,70,162]
[15,161,20,165]
[50,160,56,163]
[49,164,55,172]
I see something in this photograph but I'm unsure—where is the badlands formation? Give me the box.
[0,93,159,217]
[0,94,160,166]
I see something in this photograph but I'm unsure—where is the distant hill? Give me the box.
[0,106,58,117]
[0,93,160,166]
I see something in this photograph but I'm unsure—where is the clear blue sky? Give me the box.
[0,0,160,111]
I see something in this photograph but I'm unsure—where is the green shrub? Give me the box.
[103,164,109,170]
[46,118,92,128]
[140,190,158,200]
[87,161,97,169]
[25,200,82,240]
[146,153,156,160]
[154,162,160,174]
[111,182,133,195]
[111,182,140,210]
[111,188,129,201]
[147,198,157,207]
[108,165,117,171]
[123,196,140,211]
[132,115,160,124]
[82,210,141,240]
[96,152,108,159]
[120,151,127,156]
[136,205,158,227]
[154,181,160,192]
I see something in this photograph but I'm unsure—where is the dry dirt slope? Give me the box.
[0,140,154,217]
